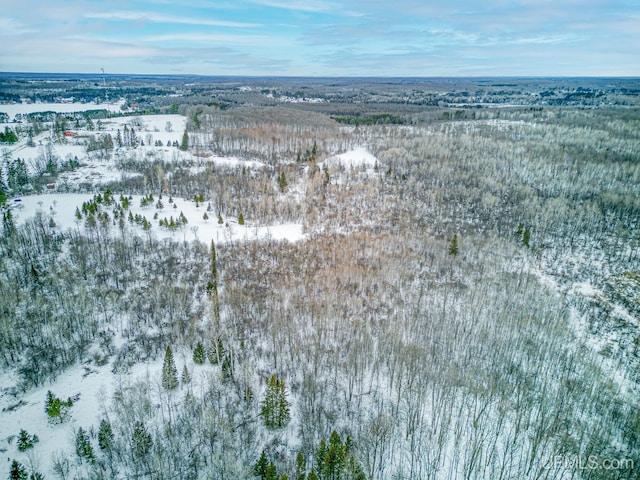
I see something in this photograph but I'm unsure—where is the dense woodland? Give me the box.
[1,77,639,479]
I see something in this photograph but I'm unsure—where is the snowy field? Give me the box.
[10,193,305,245]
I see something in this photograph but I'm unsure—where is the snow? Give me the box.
[11,193,306,245]
[327,147,378,169]
[0,100,125,121]
[0,349,221,479]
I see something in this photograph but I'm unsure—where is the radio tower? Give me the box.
[101,68,110,114]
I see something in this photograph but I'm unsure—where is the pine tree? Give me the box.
[261,375,290,429]
[75,427,94,461]
[254,450,269,479]
[193,342,205,364]
[17,430,38,451]
[45,390,72,423]
[295,451,307,480]
[98,419,113,451]
[181,364,191,384]
[265,462,278,480]
[523,228,531,248]
[449,234,459,256]
[132,421,152,457]
[278,171,288,192]
[161,345,179,390]
[180,131,189,151]
[9,459,28,480]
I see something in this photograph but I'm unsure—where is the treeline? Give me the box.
[331,113,405,126]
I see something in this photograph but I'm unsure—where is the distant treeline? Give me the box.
[331,113,405,126]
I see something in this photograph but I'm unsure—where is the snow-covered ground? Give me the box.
[0,348,218,479]
[11,193,305,245]
[326,147,378,169]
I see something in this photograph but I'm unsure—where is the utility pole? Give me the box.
[101,67,110,116]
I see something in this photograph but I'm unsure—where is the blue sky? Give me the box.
[1,0,638,76]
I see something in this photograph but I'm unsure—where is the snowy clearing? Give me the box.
[11,193,305,245]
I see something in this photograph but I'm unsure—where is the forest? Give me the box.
[0,76,639,479]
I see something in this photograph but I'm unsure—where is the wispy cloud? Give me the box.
[85,11,258,28]
[247,0,334,13]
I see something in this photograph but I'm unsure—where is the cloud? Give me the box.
[247,0,334,13]
[85,11,258,28]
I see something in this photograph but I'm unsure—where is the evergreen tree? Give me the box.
[193,342,205,364]
[75,427,94,461]
[254,450,269,479]
[238,212,245,225]
[17,430,38,451]
[8,460,28,480]
[307,471,319,480]
[45,390,72,423]
[516,222,524,237]
[523,228,531,248]
[261,375,291,429]
[181,364,191,384]
[203,212,209,221]
[312,432,365,480]
[180,130,189,151]
[265,462,278,480]
[278,171,288,193]
[295,451,307,480]
[217,212,224,224]
[98,419,113,451]
[132,421,152,457]
[449,234,459,256]
[161,345,179,390]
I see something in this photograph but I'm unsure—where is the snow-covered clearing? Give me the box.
[326,147,378,169]
[11,193,305,245]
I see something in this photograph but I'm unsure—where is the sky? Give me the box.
[1,0,639,76]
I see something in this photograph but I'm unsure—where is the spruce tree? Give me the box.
[254,450,269,479]
[523,228,531,248]
[180,131,189,151]
[261,375,290,429]
[181,364,191,384]
[295,451,307,480]
[161,345,179,390]
[98,419,113,451]
[449,234,459,256]
[278,172,288,192]
[75,427,94,461]
[9,459,28,480]
[132,421,152,457]
[193,342,205,364]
